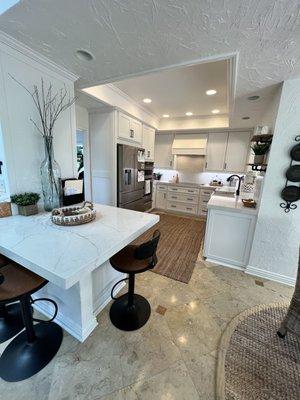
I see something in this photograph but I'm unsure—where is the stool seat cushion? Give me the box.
[110,245,153,274]
[0,254,10,268]
[0,263,47,303]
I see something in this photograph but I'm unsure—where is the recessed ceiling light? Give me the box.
[206,89,217,95]
[75,49,94,61]
[162,114,170,118]
[185,112,193,116]
[247,95,260,101]
[242,116,250,120]
[211,109,220,114]
[143,98,152,103]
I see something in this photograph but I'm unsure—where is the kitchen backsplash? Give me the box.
[154,168,234,185]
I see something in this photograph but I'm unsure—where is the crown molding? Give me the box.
[0,30,79,82]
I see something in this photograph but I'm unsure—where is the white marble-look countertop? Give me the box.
[0,204,159,289]
[207,194,258,215]
[153,181,218,189]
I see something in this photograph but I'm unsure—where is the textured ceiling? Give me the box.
[114,60,228,118]
[0,0,299,127]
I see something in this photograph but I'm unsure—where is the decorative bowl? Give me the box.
[51,201,96,226]
[242,199,257,208]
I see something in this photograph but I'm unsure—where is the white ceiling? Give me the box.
[113,60,228,119]
[0,0,299,127]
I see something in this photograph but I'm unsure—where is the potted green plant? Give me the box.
[11,193,40,216]
[251,143,270,165]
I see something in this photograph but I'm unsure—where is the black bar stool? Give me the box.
[109,230,160,331]
[0,254,24,343]
[0,262,63,382]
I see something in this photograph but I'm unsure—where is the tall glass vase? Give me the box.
[40,137,61,211]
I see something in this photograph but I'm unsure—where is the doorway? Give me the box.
[76,129,92,201]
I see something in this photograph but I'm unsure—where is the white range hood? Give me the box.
[172,133,207,156]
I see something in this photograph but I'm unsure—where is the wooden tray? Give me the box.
[51,201,96,226]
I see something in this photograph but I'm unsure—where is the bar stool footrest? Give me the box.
[0,321,63,382]
[110,293,151,331]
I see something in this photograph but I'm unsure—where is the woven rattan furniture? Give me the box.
[277,250,300,339]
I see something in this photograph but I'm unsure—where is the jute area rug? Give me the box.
[133,212,206,284]
[217,302,300,400]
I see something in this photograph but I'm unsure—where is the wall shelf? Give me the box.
[247,163,268,172]
[251,134,273,144]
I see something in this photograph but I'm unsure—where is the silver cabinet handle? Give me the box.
[186,207,192,210]
[171,196,177,199]
[205,161,208,168]
[147,150,150,157]
[130,129,134,138]
[170,160,172,167]
[187,198,193,201]
[171,188,178,191]
[187,190,194,193]
[164,193,166,199]
[224,162,227,170]
[171,205,176,208]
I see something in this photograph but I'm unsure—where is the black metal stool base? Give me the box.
[0,303,24,343]
[110,293,151,331]
[0,322,63,382]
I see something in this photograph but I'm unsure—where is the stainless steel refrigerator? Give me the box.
[117,144,150,211]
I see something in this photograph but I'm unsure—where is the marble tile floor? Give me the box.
[0,258,293,400]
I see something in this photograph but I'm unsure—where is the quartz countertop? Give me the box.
[207,194,258,215]
[0,204,159,289]
[154,181,219,189]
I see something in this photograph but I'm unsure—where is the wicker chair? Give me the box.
[277,249,300,339]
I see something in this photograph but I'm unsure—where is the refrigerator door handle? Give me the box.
[124,169,132,185]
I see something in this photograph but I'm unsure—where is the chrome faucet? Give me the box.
[227,175,244,196]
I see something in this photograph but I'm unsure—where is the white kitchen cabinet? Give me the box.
[143,125,155,161]
[118,112,142,145]
[155,188,167,209]
[225,131,251,172]
[205,131,251,173]
[205,132,228,171]
[154,133,174,169]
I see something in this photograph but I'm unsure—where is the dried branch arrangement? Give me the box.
[9,74,76,138]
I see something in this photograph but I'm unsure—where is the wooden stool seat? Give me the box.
[110,245,153,274]
[0,263,47,303]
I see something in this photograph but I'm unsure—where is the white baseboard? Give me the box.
[205,258,245,271]
[246,266,296,287]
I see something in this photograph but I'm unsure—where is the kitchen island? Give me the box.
[0,204,159,341]
[204,194,258,269]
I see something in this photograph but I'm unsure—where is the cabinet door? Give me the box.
[143,125,155,161]
[205,132,228,171]
[155,190,167,209]
[154,133,174,169]
[130,118,142,144]
[118,112,131,140]
[225,132,251,172]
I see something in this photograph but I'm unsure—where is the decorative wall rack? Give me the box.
[280,135,300,212]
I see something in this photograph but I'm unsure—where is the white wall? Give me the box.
[158,115,228,131]
[75,104,89,131]
[0,121,9,201]
[0,37,77,197]
[248,79,300,285]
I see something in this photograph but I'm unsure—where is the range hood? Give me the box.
[172,133,207,155]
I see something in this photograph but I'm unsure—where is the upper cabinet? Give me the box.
[154,133,174,169]
[225,131,251,172]
[142,125,156,161]
[205,131,251,173]
[118,112,142,145]
[205,132,228,171]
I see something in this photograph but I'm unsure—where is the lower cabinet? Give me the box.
[154,184,214,217]
[204,208,257,268]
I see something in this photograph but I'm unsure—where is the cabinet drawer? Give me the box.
[167,202,197,215]
[167,192,198,204]
[168,186,199,195]
[200,194,211,202]
[201,189,215,196]
[157,184,167,191]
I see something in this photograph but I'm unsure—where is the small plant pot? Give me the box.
[253,154,265,165]
[18,204,38,216]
